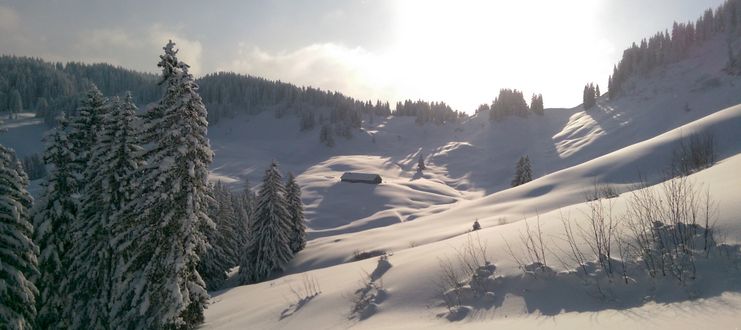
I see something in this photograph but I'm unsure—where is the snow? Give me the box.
[1,34,741,330]
[199,36,741,329]
[203,153,741,330]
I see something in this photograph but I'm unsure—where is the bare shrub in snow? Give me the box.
[352,249,387,261]
[289,274,322,302]
[670,132,716,177]
[556,211,590,277]
[557,197,622,285]
[436,233,494,313]
[349,255,391,320]
[556,176,719,287]
[504,216,548,276]
[455,232,489,278]
[581,197,619,279]
[280,274,322,320]
[625,176,717,283]
[585,180,619,202]
[436,256,464,310]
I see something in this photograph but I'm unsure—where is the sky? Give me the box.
[0,0,726,112]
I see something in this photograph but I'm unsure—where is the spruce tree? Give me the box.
[417,153,426,171]
[9,89,22,119]
[69,85,108,192]
[198,181,249,290]
[68,94,143,328]
[234,181,252,237]
[582,84,596,110]
[0,142,39,329]
[239,162,293,284]
[54,84,106,326]
[111,40,213,329]
[215,184,241,267]
[65,95,115,328]
[511,156,533,187]
[243,179,257,218]
[319,124,335,147]
[530,94,544,115]
[197,182,232,291]
[33,114,77,329]
[522,156,532,183]
[285,173,306,253]
[239,179,255,244]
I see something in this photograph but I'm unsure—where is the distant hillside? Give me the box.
[0,56,161,125]
[608,0,741,99]
[0,57,465,136]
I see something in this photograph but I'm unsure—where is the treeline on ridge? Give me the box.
[608,0,741,99]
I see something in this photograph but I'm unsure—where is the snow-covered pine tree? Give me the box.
[217,184,242,267]
[217,184,252,269]
[239,162,293,284]
[522,156,533,183]
[106,93,145,220]
[285,173,306,253]
[69,85,108,192]
[0,142,39,329]
[111,40,213,329]
[417,153,426,171]
[241,179,256,220]
[33,114,78,329]
[530,94,544,115]
[511,156,533,187]
[65,94,114,328]
[198,181,235,290]
[234,179,255,253]
[9,89,22,119]
[67,94,144,328]
[198,181,241,291]
[319,124,335,147]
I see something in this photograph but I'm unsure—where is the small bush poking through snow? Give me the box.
[350,255,392,320]
[623,176,718,283]
[352,249,387,261]
[561,175,720,285]
[585,181,620,202]
[280,274,321,320]
[503,216,549,276]
[436,233,493,315]
[289,274,322,302]
[670,132,716,177]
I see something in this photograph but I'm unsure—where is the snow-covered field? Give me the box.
[2,35,741,330]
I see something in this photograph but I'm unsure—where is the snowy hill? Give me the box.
[2,31,741,330]
[202,104,741,330]
[200,35,741,329]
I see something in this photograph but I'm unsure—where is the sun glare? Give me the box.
[386,0,612,111]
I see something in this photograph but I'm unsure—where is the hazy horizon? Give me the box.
[0,0,725,112]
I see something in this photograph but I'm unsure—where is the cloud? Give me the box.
[148,25,203,75]
[220,43,399,102]
[0,5,19,31]
[74,25,203,75]
[0,5,30,51]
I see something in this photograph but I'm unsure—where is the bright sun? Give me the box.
[384,0,613,111]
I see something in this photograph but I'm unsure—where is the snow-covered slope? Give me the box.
[205,149,741,330]
[3,35,740,236]
[1,34,740,330]
[272,104,741,274]
[200,36,741,329]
